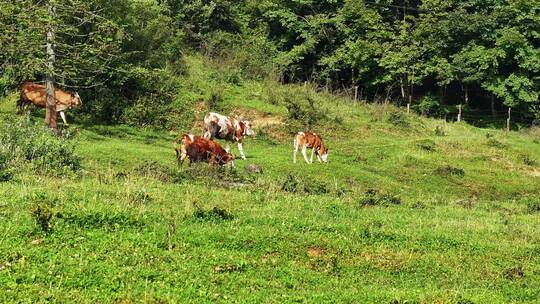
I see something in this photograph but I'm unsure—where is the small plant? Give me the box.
[526,200,540,214]
[417,139,436,152]
[434,126,446,136]
[193,206,234,221]
[435,166,465,177]
[487,138,507,148]
[519,154,537,166]
[127,188,152,205]
[281,174,301,193]
[358,189,402,207]
[387,111,409,128]
[30,204,54,232]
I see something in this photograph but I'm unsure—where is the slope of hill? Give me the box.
[0,56,539,303]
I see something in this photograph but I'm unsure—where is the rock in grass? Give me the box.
[245,164,263,174]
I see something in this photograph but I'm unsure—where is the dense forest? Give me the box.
[1,0,539,125]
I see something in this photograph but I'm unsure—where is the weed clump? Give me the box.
[435,166,465,178]
[193,206,234,221]
[387,111,409,128]
[417,139,436,152]
[434,126,446,136]
[358,189,401,207]
[526,200,540,214]
[487,138,507,149]
[135,161,180,183]
[281,174,329,195]
[519,154,537,166]
[30,204,54,232]
[285,95,327,128]
[183,164,253,188]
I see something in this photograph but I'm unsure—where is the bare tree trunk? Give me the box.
[464,84,469,105]
[491,93,497,119]
[45,0,57,130]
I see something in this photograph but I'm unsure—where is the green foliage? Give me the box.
[387,111,410,128]
[285,95,326,129]
[0,118,80,175]
[435,166,465,178]
[414,95,445,117]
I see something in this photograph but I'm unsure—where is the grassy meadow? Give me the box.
[1,57,540,303]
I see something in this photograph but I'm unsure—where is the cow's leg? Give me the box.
[293,138,298,163]
[237,142,246,160]
[59,111,69,126]
[317,154,322,163]
[301,146,310,164]
[310,148,315,164]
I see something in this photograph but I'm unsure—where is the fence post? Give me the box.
[506,108,511,132]
[457,104,462,123]
[354,86,359,102]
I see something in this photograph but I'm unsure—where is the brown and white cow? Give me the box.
[175,134,234,167]
[293,132,329,164]
[18,82,82,126]
[203,112,254,160]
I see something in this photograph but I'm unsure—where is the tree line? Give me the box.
[1,0,539,126]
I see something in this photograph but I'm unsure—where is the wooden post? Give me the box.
[45,0,57,130]
[457,104,462,122]
[407,94,412,114]
[325,77,330,93]
[506,108,511,132]
[354,86,358,102]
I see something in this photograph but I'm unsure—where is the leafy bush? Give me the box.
[285,95,327,128]
[414,95,445,117]
[0,118,81,175]
[434,126,446,136]
[526,200,540,214]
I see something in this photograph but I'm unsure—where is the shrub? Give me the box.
[414,95,444,117]
[0,118,80,175]
[285,95,326,128]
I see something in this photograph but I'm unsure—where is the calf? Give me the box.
[293,132,329,164]
[203,112,254,160]
[175,134,234,167]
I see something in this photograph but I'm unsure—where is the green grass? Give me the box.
[1,56,540,303]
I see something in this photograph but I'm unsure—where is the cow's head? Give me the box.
[221,152,235,167]
[70,92,82,108]
[242,121,255,136]
[319,146,329,163]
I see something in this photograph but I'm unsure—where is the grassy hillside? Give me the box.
[1,56,539,303]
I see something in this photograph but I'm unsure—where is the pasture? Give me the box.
[1,58,540,303]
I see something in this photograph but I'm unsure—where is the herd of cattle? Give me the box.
[18,82,329,166]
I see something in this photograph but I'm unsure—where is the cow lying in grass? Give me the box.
[175,134,234,167]
[203,112,255,160]
[293,132,329,164]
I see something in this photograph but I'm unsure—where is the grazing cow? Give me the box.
[293,132,329,164]
[203,112,254,160]
[175,134,234,167]
[18,82,82,126]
